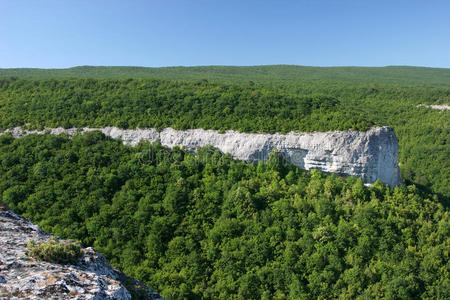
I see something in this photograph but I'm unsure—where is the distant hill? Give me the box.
[1,65,450,86]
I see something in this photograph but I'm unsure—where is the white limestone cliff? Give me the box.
[417,104,450,110]
[0,126,402,187]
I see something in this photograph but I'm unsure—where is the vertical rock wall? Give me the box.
[1,126,402,186]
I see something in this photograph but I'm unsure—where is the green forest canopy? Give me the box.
[0,133,448,299]
[0,66,448,299]
[1,65,450,86]
[0,77,448,199]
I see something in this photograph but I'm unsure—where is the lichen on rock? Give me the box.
[0,204,163,300]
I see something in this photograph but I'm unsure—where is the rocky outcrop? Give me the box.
[417,104,450,110]
[0,126,402,187]
[0,204,163,300]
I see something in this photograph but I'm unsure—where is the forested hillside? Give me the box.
[0,67,448,299]
[0,133,448,299]
[0,77,448,199]
[1,65,450,86]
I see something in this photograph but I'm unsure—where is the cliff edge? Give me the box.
[1,126,402,187]
[0,203,163,300]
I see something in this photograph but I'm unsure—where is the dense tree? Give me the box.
[0,77,448,198]
[0,133,448,299]
[0,67,448,298]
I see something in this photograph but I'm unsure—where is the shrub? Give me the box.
[27,239,83,265]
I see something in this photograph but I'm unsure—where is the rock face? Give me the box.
[0,204,163,300]
[417,104,450,110]
[0,126,402,187]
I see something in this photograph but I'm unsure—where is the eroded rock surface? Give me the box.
[0,205,163,300]
[0,126,402,187]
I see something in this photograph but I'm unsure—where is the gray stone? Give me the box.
[0,207,163,300]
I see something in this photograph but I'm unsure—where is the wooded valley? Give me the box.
[0,66,448,299]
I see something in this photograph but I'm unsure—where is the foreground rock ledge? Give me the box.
[0,126,402,187]
[0,204,163,300]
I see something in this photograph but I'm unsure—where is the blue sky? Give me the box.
[1,0,449,68]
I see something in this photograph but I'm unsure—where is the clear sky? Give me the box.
[1,0,450,68]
